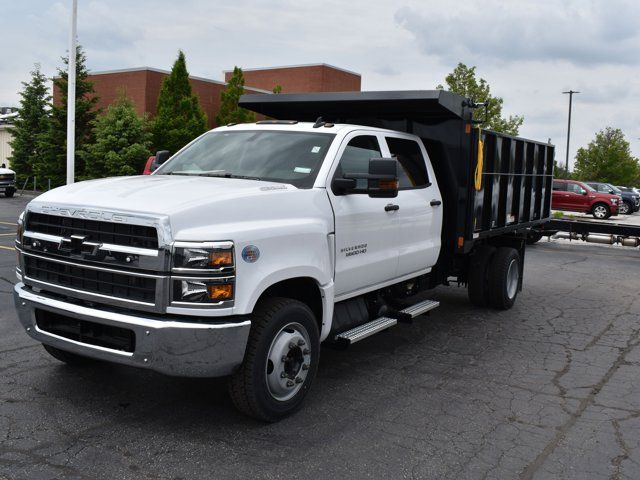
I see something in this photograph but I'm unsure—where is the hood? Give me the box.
[0,167,15,175]
[27,175,333,241]
[30,175,295,215]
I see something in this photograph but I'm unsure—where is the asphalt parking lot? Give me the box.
[1,194,639,480]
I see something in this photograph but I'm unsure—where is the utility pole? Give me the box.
[66,0,77,185]
[562,90,579,178]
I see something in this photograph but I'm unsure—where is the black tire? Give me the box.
[467,245,496,307]
[42,344,95,365]
[592,202,611,219]
[488,247,521,310]
[620,201,632,215]
[526,231,543,245]
[4,187,15,198]
[229,297,320,422]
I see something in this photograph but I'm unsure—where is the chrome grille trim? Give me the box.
[23,231,160,257]
[19,249,164,278]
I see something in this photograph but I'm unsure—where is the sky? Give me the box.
[1,0,639,168]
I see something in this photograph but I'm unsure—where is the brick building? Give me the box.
[54,63,361,129]
[223,64,361,94]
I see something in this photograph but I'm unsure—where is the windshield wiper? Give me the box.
[199,172,262,181]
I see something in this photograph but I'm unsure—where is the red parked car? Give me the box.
[552,179,620,219]
[142,156,156,175]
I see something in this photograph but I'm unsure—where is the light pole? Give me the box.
[66,0,77,185]
[562,90,579,178]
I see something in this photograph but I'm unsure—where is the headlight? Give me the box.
[611,198,618,204]
[172,277,234,304]
[171,241,235,306]
[172,241,234,272]
[16,211,25,244]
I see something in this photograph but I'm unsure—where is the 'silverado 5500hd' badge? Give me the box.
[242,245,260,263]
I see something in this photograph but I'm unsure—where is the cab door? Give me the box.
[382,135,442,278]
[565,182,589,210]
[552,181,568,209]
[327,132,399,297]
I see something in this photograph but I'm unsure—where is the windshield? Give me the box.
[155,130,335,189]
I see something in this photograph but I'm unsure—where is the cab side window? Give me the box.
[385,137,429,189]
[334,135,381,189]
[552,181,567,191]
[567,183,584,194]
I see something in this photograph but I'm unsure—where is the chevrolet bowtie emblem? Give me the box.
[59,235,102,256]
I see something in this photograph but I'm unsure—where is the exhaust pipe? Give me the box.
[585,234,615,245]
[620,237,640,248]
[554,232,579,240]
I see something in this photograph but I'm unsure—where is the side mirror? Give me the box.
[580,189,588,195]
[150,150,171,172]
[367,158,399,198]
[332,158,399,198]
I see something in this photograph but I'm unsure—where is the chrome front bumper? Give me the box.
[13,282,251,377]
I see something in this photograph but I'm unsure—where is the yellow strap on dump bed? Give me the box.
[475,129,484,191]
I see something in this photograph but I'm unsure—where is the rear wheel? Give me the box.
[592,203,611,219]
[488,247,521,310]
[467,245,496,307]
[229,297,319,422]
[42,344,95,365]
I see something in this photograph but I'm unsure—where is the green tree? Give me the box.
[438,63,523,136]
[152,50,207,154]
[36,46,99,187]
[573,127,640,185]
[272,84,283,94]
[216,66,256,126]
[85,94,152,179]
[8,64,51,183]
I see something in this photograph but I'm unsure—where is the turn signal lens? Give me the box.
[378,179,399,190]
[207,283,233,301]
[209,250,233,267]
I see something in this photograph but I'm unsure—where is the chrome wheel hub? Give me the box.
[506,259,519,299]
[594,206,607,218]
[265,322,311,401]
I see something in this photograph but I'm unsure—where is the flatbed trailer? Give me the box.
[535,218,640,247]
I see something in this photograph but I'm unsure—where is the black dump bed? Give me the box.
[240,90,554,275]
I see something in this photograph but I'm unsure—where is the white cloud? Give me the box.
[1,0,638,169]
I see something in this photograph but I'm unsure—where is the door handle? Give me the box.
[430,199,442,206]
[385,204,399,212]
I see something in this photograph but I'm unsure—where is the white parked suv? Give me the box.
[0,165,16,197]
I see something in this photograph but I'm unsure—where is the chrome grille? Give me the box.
[24,255,157,304]
[26,212,158,249]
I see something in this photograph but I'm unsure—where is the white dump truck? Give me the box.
[13,91,554,421]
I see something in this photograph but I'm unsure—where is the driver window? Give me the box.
[567,183,584,194]
[334,135,381,189]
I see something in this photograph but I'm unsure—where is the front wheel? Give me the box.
[4,187,15,198]
[229,297,320,422]
[619,201,631,215]
[592,203,611,219]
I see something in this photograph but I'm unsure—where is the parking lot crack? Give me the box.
[519,327,640,480]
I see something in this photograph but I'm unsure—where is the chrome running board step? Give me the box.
[335,317,397,346]
[398,299,440,322]
[334,299,440,346]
